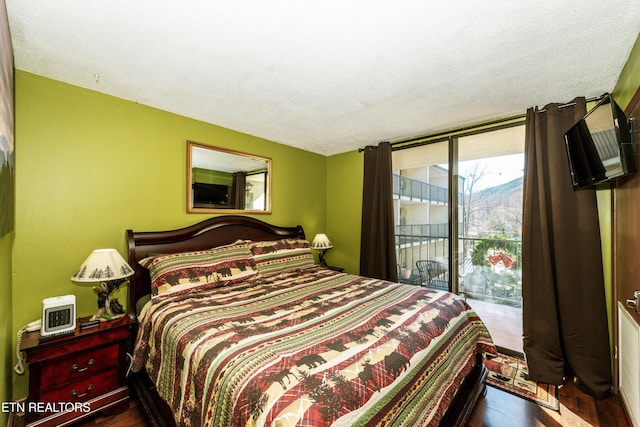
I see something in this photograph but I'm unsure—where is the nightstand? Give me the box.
[19,315,134,426]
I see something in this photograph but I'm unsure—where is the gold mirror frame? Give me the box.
[187,140,272,214]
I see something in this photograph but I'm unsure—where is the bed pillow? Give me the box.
[249,238,315,275]
[139,244,259,298]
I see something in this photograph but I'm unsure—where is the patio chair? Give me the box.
[415,260,448,290]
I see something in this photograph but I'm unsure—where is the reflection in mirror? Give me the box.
[187,141,272,213]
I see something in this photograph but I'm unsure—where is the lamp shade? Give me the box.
[71,248,134,282]
[311,234,333,250]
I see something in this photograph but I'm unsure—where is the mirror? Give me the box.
[187,140,272,214]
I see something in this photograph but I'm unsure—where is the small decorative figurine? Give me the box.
[91,278,126,321]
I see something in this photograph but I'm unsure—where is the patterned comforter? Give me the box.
[132,266,495,427]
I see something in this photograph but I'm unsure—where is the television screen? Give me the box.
[564,94,635,190]
[192,182,229,205]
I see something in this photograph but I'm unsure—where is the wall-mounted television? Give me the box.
[564,94,636,190]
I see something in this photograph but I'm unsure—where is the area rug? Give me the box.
[483,352,560,411]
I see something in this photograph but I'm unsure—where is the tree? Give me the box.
[461,162,487,238]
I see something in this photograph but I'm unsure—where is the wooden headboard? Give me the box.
[125,215,305,316]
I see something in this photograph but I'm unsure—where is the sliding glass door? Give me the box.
[393,140,451,290]
[457,126,524,353]
[393,124,525,353]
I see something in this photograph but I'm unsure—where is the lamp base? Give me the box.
[92,280,126,321]
[318,250,328,267]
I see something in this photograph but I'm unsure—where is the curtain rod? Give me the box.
[358,94,607,152]
[537,93,608,114]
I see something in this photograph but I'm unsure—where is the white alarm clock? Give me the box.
[40,295,76,338]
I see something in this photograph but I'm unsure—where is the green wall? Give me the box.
[192,167,233,185]
[326,150,363,274]
[11,71,327,398]
[614,33,640,110]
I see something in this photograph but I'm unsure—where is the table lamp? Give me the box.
[311,234,333,267]
[71,248,134,321]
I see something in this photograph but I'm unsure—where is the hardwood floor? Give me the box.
[468,379,630,427]
[78,379,631,427]
[76,399,148,427]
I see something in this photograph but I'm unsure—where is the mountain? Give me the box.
[465,176,523,238]
[476,176,523,199]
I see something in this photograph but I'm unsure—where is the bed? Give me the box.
[126,216,495,427]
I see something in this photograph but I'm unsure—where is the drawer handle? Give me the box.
[71,384,93,398]
[71,358,95,372]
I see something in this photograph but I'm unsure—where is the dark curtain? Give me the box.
[360,142,398,282]
[232,172,246,210]
[522,97,612,398]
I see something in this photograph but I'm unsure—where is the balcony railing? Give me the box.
[396,224,448,239]
[396,232,522,307]
[393,174,456,204]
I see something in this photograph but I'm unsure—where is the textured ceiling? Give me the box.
[6,1,640,156]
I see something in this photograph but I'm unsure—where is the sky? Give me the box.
[457,153,525,191]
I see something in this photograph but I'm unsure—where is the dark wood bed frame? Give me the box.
[125,215,487,427]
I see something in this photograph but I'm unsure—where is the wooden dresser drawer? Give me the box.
[39,343,119,390]
[39,368,118,404]
[20,316,134,425]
